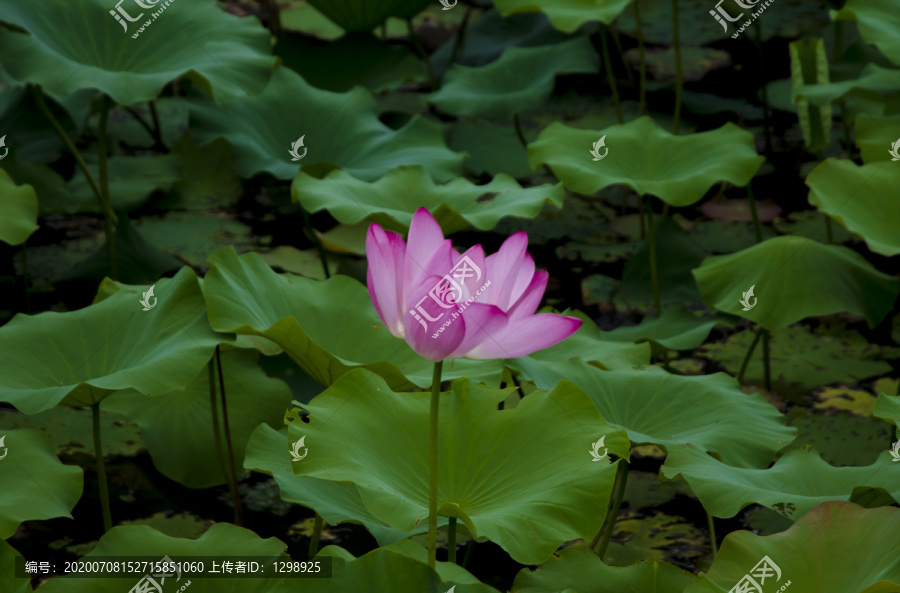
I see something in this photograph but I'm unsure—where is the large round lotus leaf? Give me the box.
[0,169,38,245]
[244,424,444,545]
[0,428,83,538]
[189,67,462,182]
[855,113,900,164]
[291,165,564,235]
[511,310,652,384]
[426,37,599,120]
[36,523,287,593]
[692,236,900,329]
[512,547,693,593]
[304,0,431,31]
[684,501,900,592]
[0,266,224,414]
[793,64,900,106]
[508,360,796,468]
[0,0,276,106]
[39,154,181,214]
[662,444,900,520]
[270,547,500,593]
[528,117,764,206]
[0,538,31,593]
[806,159,900,257]
[493,0,632,32]
[602,305,735,351]
[372,540,494,587]
[287,370,631,565]
[102,348,291,488]
[835,0,900,68]
[203,246,503,390]
[875,393,900,429]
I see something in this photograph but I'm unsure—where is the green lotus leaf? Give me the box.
[0,428,83,538]
[662,444,900,520]
[793,63,900,107]
[426,37,599,120]
[834,0,900,68]
[0,169,38,245]
[287,370,631,565]
[244,424,440,545]
[271,546,500,593]
[528,117,764,206]
[0,0,277,105]
[36,523,287,593]
[507,361,795,468]
[292,164,564,235]
[0,406,144,459]
[512,546,692,592]
[259,246,339,281]
[806,159,900,257]
[684,501,900,592]
[692,236,900,329]
[303,0,431,31]
[511,309,652,385]
[89,98,188,149]
[159,134,242,210]
[102,348,291,488]
[41,154,181,214]
[855,113,900,164]
[493,0,632,33]
[189,67,462,182]
[602,304,734,351]
[0,82,79,163]
[875,392,900,429]
[448,119,533,178]
[0,538,32,593]
[699,326,893,391]
[370,540,491,587]
[0,266,224,414]
[203,246,503,390]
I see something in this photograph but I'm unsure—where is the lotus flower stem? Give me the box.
[97,96,118,281]
[591,459,629,559]
[600,26,624,125]
[309,513,324,557]
[34,87,118,278]
[645,196,662,317]
[449,6,473,66]
[208,358,232,506]
[671,0,683,134]
[123,103,165,151]
[301,207,331,279]
[753,20,772,154]
[447,516,458,563]
[462,539,475,568]
[91,402,113,533]
[737,326,765,384]
[427,359,444,568]
[407,18,437,91]
[608,26,634,88]
[707,511,718,557]
[216,345,244,526]
[746,183,763,244]
[633,0,647,116]
[761,329,772,391]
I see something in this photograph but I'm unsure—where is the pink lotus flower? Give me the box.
[366,208,582,362]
